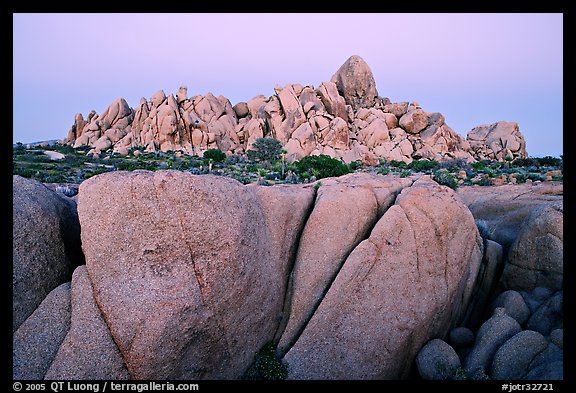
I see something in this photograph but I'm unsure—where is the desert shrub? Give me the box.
[348,160,363,171]
[437,158,467,171]
[471,161,489,170]
[246,138,282,162]
[225,154,246,165]
[408,159,438,172]
[116,160,157,171]
[433,169,458,190]
[527,172,546,182]
[388,160,408,169]
[399,170,411,178]
[511,157,540,168]
[243,342,287,380]
[293,155,350,179]
[535,156,562,167]
[203,148,226,163]
[378,167,391,175]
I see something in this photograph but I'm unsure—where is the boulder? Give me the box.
[176,85,188,103]
[316,81,349,122]
[464,308,522,377]
[277,174,410,354]
[233,102,249,118]
[384,102,409,118]
[550,329,563,348]
[459,239,504,329]
[525,343,563,380]
[13,283,71,380]
[77,171,314,379]
[467,121,528,160]
[520,286,554,314]
[457,182,562,248]
[500,204,563,291]
[399,109,429,134]
[284,177,483,379]
[13,176,84,332]
[490,330,548,380]
[276,84,306,143]
[44,266,129,380]
[330,55,378,110]
[490,290,531,326]
[416,339,461,380]
[526,291,563,336]
[449,327,475,349]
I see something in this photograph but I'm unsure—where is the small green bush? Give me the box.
[246,138,282,162]
[348,160,363,171]
[203,148,226,162]
[243,342,287,380]
[438,158,467,171]
[433,169,458,190]
[377,167,391,175]
[408,159,438,172]
[471,161,488,170]
[293,155,350,179]
[388,160,408,169]
[512,157,540,168]
[535,156,562,167]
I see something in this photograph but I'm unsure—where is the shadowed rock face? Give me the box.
[13,283,71,380]
[64,56,522,165]
[13,175,84,333]
[457,182,563,292]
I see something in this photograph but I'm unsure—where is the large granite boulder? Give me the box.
[283,177,483,379]
[13,175,84,332]
[77,170,314,379]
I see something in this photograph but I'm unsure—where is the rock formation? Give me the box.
[64,55,527,163]
[411,182,563,381]
[13,176,84,332]
[12,170,562,380]
[467,121,528,161]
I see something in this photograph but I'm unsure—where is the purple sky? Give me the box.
[13,13,563,157]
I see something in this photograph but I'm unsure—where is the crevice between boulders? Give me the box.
[275,178,413,356]
[272,185,319,344]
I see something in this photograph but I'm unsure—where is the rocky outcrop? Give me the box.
[64,55,520,165]
[77,171,314,379]
[282,178,483,379]
[14,171,562,380]
[13,176,84,332]
[467,121,528,161]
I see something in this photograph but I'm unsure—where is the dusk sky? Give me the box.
[13,13,563,157]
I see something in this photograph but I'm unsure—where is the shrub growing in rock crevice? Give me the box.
[243,342,287,380]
